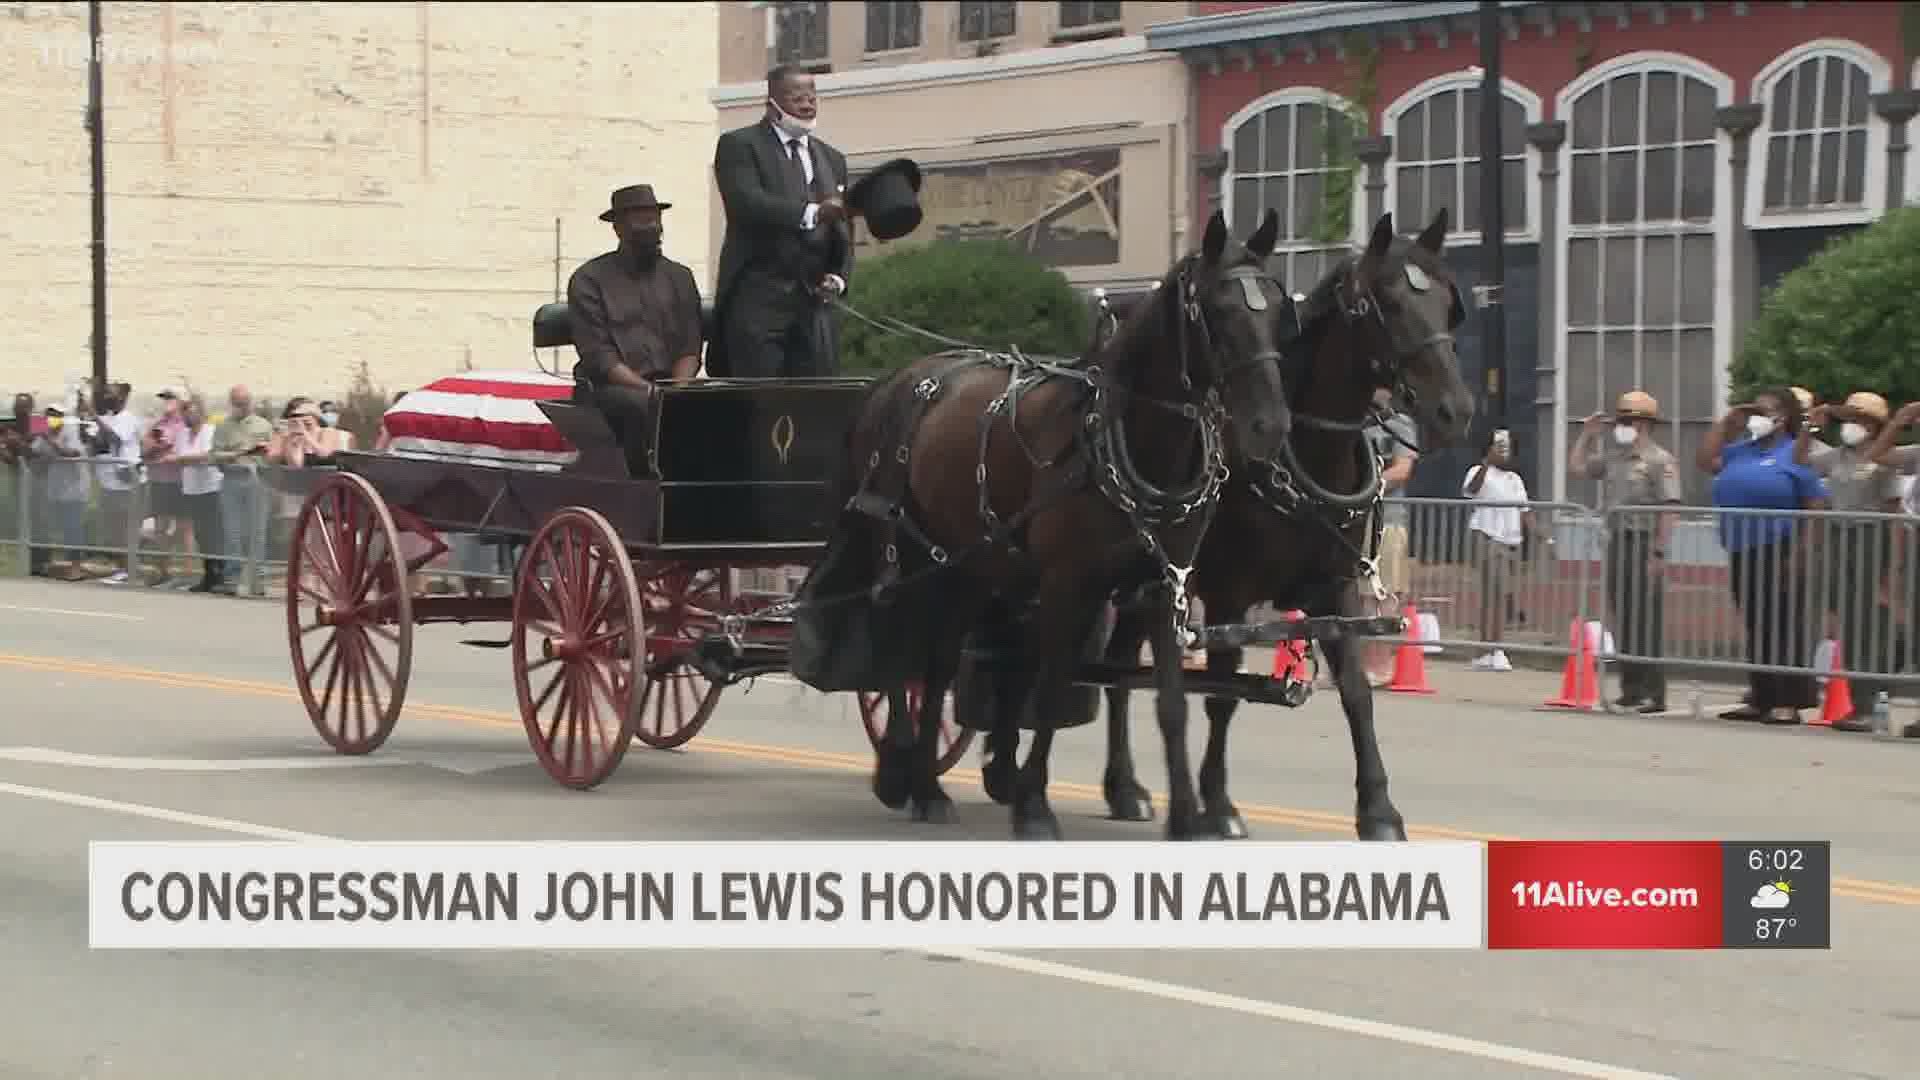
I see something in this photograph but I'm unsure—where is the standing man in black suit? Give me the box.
[708,63,853,379]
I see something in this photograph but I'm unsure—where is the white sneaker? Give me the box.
[1490,650,1513,672]
[1470,653,1495,670]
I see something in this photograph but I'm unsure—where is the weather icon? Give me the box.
[1750,881,1793,909]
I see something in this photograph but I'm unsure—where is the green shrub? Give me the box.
[837,239,1093,374]
[1733,207,1920,406]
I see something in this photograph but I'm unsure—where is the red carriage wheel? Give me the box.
[286,472,414,755]
[511,508,645,790]
[859,685,976,777]
[630,563,728,750]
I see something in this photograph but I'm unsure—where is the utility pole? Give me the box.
[1476,0,1508,428]
[88,0,109,404]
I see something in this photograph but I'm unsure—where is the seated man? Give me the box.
[567,183,705,476]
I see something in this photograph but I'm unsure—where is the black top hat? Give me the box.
[845,158,924,242]
[599,184,672,221]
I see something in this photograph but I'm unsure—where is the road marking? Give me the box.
[5,650,1920,906]
[0,776,1674,1080]
[0,603,144,622]
[0,747,529,776]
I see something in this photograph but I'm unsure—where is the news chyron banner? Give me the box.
[86,840,1830,950]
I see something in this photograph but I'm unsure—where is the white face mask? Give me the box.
[1841,422,1869,447]
[1612,424,1638,447]
[769,100,816,137]
[321,411,339,427]
[1746,414,1777,440]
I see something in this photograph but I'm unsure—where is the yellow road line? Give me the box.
[4,651,1918,907]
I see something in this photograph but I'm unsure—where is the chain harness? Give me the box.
[1241,256,1459,606]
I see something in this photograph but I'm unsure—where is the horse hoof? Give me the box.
[871,768,911,811]
[912,796,957,825]
[1108,795,1155,823]
[1358,818,1408,841]
[1205,811,1250,840]
[1013,817,1062,841]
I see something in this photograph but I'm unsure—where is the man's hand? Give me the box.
[816,273,846,298]
[1582,411,1607,434]
[1897,401,1920,426]
[816,196,849,225]
[1809,404,1832,429]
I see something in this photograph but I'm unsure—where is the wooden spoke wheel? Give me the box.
[511,508,645,790]
[630,563,728,750]
[859,684,975,777]
[287,472,414,755]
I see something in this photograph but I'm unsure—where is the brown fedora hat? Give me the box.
[599,184,672,221]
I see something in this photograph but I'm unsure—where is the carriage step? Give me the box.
[459,638,513,649]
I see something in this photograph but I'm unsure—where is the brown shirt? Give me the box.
[1580,434,1683,531]
[567,250,704,385]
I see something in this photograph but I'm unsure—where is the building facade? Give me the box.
[707,2,1200,300]
[6,2,719,408]
[1148,0,1918,505]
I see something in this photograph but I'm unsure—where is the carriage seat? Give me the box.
[531,300,718,351]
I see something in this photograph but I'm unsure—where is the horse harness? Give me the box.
[842,260,1280,641]
[1246,261,1456,601]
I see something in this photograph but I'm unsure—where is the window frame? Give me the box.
[957,0,1018,42]
[1549,51,1735,505]
[1745,39,1892,231]
[1058,1,1123,31]
[864,0,923,54]
[773,0,830,65]
[1380,70,1543,246]
[1218,87,1368,255]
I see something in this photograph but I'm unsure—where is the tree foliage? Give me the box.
[835,239,1093,374]
[1733,207,1920,406]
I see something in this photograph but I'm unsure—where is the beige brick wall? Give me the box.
[3,1,718,409]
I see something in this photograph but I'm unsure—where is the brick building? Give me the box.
[1146,0,1918,504]
[707,2,1199,300]
[6,2,719,407]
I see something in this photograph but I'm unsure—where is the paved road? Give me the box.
[2,578,1917,1080]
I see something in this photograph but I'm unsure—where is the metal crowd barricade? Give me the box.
[1603,503,1920,704]
[1384,495,1599,664]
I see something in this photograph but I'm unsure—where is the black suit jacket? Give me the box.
[709,119,853,377]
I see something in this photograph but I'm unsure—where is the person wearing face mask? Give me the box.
[1698,387,1830,724]
[707,63,854,380]
[1795,392,1903,729]
[565,183,705,478]
[1571,390,1683,713]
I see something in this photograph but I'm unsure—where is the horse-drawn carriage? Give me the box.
[282,204,1475,842]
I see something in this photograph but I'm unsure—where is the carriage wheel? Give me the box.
[287,473,414,755]
[630,563,728,750]
[511,508,644,790]
[859,685,976,777]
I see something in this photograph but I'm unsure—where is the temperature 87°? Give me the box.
[1755,916,1797,940]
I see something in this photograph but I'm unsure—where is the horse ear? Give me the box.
[1203,210,1228,262]
[1417,207,1448,253]
[1247,208,1279,259]
[1366,212,1395,260]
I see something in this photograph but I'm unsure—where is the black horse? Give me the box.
[791,209,1294,840]
[981,210,1476,841]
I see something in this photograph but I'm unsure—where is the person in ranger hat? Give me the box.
[565,182,705,477]
[1571,389,1684,713]
[707,63,854,379]
[1799,391,1903,729]
[1865,397,1920,736]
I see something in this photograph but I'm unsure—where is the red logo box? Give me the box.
[1487,841,1724,949]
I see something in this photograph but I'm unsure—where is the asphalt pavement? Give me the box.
[2,577,1917,1080]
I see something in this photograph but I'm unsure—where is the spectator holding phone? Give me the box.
[210,384,275,594]
[1463,428,1537,671]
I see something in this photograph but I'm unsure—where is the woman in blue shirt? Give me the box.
[1697,387,1830,724]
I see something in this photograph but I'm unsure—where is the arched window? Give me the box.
[1557,54,1731,505]
[1384,73,1539,242]
[1750,41,1889,227]
[1221,89,1365,290]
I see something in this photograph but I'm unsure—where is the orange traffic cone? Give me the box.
[1816,641,1854,728]
[1271,609,1310,682]
[1544,620,1599,710]
[1387,604,1435,694]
